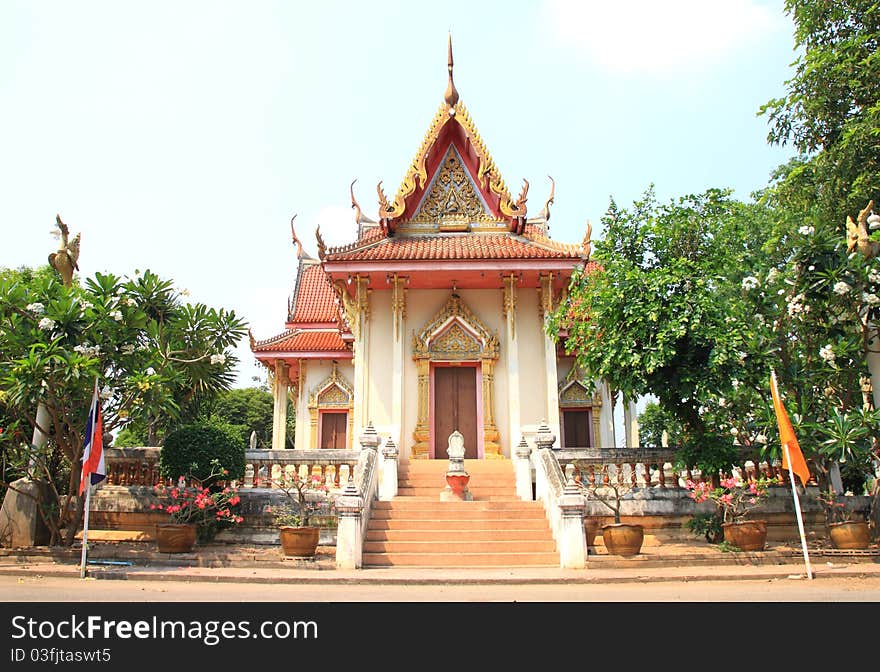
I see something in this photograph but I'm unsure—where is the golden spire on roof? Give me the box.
[444,33,459,109]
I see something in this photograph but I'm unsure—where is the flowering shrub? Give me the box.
[815,486,864,526]
[685,474,779,524]
[151,460,243,543]
[265,472,332,528]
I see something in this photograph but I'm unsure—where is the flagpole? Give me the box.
[783,442,813,580]
[79,377,99,579]
[79,482,92,579]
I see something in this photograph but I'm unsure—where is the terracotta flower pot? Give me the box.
[722,520,767,551]
[155,523,197,553]
[828,521,871,549]
[279,526,320,557]
[601,523,644,556]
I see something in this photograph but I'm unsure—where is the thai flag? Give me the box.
[79,379,105,495]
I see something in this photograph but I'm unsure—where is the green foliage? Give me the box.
[201,387,295,450]
[687,512,724,544]
[0,262,246,544]
[160,421,245,485]
[759,0,880,229]
[548,188,777,472]
[637,402,681,448]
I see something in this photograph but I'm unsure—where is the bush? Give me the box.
[160,421,245,485]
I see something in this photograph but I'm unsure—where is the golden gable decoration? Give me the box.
[308,362,354,448]
[411,148,499,228]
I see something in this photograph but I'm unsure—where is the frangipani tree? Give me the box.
[0,265,246,545]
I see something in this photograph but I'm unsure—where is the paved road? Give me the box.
[3,574,880,602]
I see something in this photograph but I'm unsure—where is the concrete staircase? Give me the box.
[363,459,558,567]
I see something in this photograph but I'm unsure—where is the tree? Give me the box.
[759,0,880,227]
[548,187,780,472]
[0,264,247,545]
[202,387,294,450]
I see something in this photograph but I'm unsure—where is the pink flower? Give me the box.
[720,494,733,506]
[720,477,738,489]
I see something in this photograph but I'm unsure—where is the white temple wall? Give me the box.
[364,290,394,434]
[516,288,547,430]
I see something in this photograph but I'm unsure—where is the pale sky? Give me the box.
[1,1,797,392]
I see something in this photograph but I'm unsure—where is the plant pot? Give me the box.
[155,523,197,553]
[584,518,600,548]
[601,523,644,556]
[828,521,871,549]
[722,520,767,551]
[279,526,320,557]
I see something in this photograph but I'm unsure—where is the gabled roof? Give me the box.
[250,329,349,354]
[322,232,585,262]
[287,258,339,324]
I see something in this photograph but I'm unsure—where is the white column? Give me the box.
[271,360,288,451]
[539,275,561,439]
[503,275,521,452]
[334,481,363,569]
[390,276,406,449]
[623,397,640,448]
[599,381,616,448]
[351,277,370,437]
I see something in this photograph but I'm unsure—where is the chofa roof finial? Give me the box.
[290,214,304,259]
[444,33,459,109]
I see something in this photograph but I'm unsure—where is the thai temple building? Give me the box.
[250,39,632,460]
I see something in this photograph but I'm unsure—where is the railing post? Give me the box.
[558,475,587,569]
[514,437,533,501]
[534,420,556,503]
[379,438,399,501]
[359,422,380,451]
[335,479,364,569]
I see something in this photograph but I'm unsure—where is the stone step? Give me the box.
[362,552,559,567]
[365,529,555,542]
[398,475,515,486]
[363,539,557,553]
[372,500,544,511]
[396,488,517,498]
[368,519,551,531]
[399,461,513,473]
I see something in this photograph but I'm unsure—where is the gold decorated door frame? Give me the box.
[308,362,355,449]
[411,293,502,459]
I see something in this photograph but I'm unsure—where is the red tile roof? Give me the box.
[289,262,339,323]
[323,233,583,262]
[252,329,349,353]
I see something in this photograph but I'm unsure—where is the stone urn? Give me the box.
[722,520,767,551]
[155,523,197,553]
[279,526,320,557]
[828,521,871,549]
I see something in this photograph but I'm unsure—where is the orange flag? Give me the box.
[770,370,810,487]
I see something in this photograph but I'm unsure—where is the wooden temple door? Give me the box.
[320,412,348,449]
[433,365,478,459]
[562,409,592,449]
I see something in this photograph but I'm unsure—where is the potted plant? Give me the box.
[575,462,644,556]
[816,486,872,549]
[151,459,243,552]
[265,472,332,557]
[685,474,779,551]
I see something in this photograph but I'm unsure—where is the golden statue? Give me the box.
[48,215,80,287]
[845,200,876,259]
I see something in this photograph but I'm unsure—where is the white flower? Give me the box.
[26,302,45,315]
[179,288,191,297]
[798,225,815,235]
[730,427,739,436]
[741,276,759,290]
[125,297,136,306]
[732,379,740,389]
[808,265,815,271]
[110,310,123,322]
[718,398,726,407]
[777,289,786,296]
[756,434,768,444]
[869,269,880,284]
[766,268,780,283]
[210,353,226,365]
[863,292,880,306]
[145,367,156,376]
[73,343,101,358]
[121,344,136,355]
[38,317,56,331]
[833,281,851,295]
[819,344,836,363]
[100,386,113,400]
